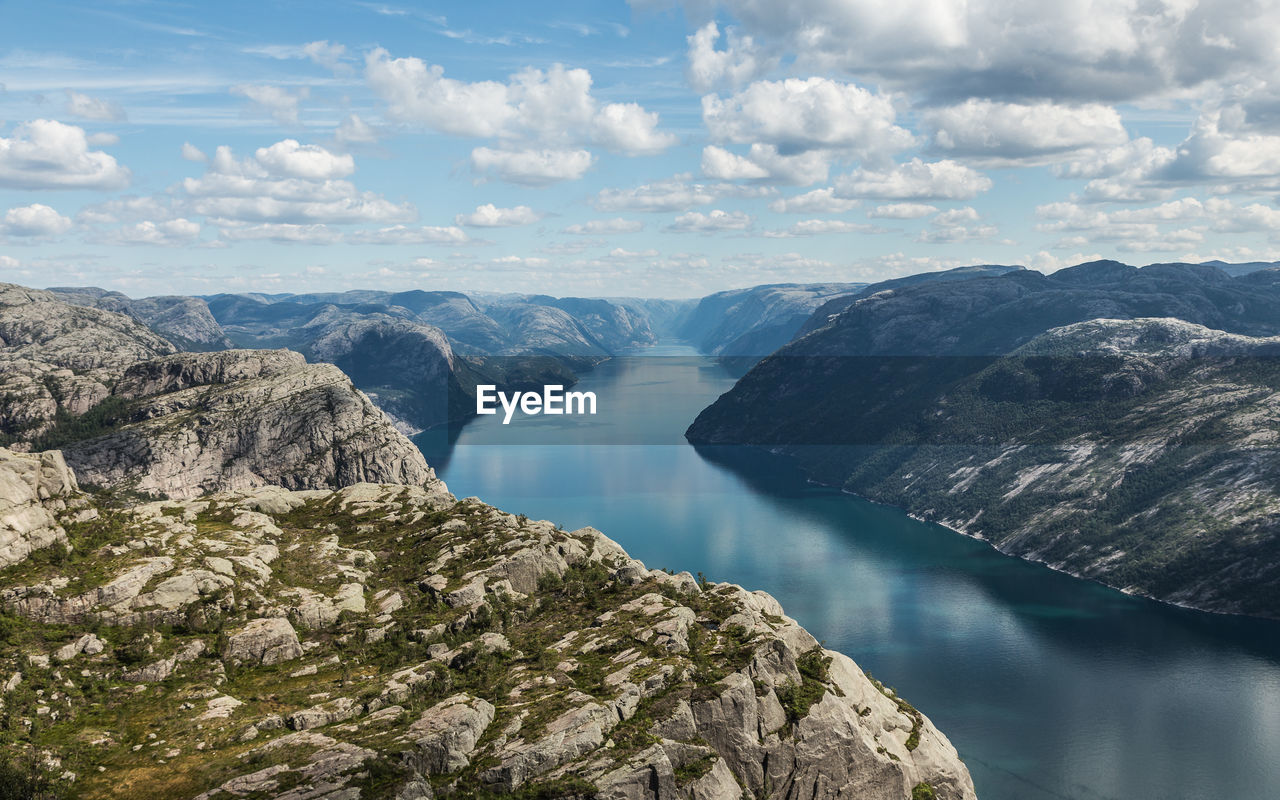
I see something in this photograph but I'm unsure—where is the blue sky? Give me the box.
[2,0,1280,297]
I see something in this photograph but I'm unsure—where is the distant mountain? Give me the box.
[1194,259,1280,277]
[47,287,232,350]
[688,260,1280,618]
[679,283,866,372]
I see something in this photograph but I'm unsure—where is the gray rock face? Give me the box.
[61,349,438,499]
[0,479,972,800]
[1,283,176,441]
[0,448,78,567]
[223,617,303,666]
[48,287,232,351]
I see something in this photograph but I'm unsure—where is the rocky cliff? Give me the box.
[0,474,974,800]
[47,288,233,352]
[0,283,176,443]
[0,448,81,568]
[690,294,1280,617]
[60,349,436,500]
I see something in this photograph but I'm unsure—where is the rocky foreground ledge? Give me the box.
[0,454,974,800]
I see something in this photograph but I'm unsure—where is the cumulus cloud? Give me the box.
[365,49,676,182]
[0,119,130,190]
[769,188,859,214]
[925,99,1128,162]
[102,218,202,246]
[686,21,776,92]
[231,85,310,125]
[77,196,176,225]
[181,142,207,162]
[219,222,341,244]
[455,203,542,227]
[592,103,677,155]
[667,209,752,232]
[64,91,125,121]
[562,218,644,235]
[0,255,19,269]
[182,140,414,226]
[349,225,471,245]
[1034,199,1206,251]
[834,158,992,200]
[701,144,830,185]
[868,202,938,219]
[646,0,1280,105]
[1,204,73,237]
[470,147,594,186]
[594,176,719,212]
[702,77,912,157]
[303,40,347,70]
[335,114,378,145]
[762,219,882,238]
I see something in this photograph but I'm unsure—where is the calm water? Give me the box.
[414,343,1280,800]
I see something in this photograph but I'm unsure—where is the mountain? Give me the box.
[0,319,975,799]
[1,286,434,501]
[47,287,233,351]
[688,261,1280,618]
[201,290,656,432]
[794,265,1025,339]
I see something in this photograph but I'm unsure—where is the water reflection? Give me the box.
[412,346,1280,800]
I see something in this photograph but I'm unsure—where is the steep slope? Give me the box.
[0,477,974,800]
[48,288,232,351]
[0,448,81,568]
[679,283,865,363]
[0,284,176,443]
[794,265,1025,339]
[690,261,1280,617]
[59,350,435,500]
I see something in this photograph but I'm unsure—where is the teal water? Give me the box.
[414,343,1280,800]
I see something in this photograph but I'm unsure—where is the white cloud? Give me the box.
[868,202,938,219]
[335,114,378,145]
[686,21,776,93]
[0,119,130,190]
[455,203,542,227]
[253,139,354,179]
[925,100,1128,161]
[77,196,175,225]
[470,147,594,186]
[769,187,859,214]
[348,225,470,245]
[934,207,980,225]
[64,91,125,121]
[219,222,341,244]
[182,141,413,225]
[701,144,830,185]
[592,103,677,155]
[303,40,347,70]
[702,77,912,157]
[762,219,882,237]
[1,204,73,237]
[834,158,992,200]
[649,0,1280,105]
[594,176,719,212]
[86,132,119,146]
[103,218,202,246]
[667,209,753,232]
[365,49,676,169]
[492,255,550,267]
[231,85,310,125]
[0,255,19,269]
[181,142,207,162]
[562,218,644,235]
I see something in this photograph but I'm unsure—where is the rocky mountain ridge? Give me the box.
[689,262,1280,617]
[0,466,974,800]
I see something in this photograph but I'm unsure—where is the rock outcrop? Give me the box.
[0,476,974,800]
[0,283,176,442]
[47,287,233,351]
[691,280,1280,617]
[61,349,438,499]
[0,448,80,567]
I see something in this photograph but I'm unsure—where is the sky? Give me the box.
[2,0,1280,298]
